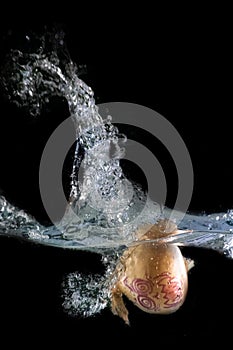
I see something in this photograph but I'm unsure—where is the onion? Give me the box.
[111,219,194,325]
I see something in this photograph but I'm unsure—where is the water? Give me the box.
[1,32,233,320]
[1,32,160,247]
[1,193,233,319]
[1,194,233,256]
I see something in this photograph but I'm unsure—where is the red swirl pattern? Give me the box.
[123,277,157,311]
[137,295,156,310]
[132,278,153,295]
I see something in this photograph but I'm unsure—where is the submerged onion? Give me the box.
[110,219,194,324]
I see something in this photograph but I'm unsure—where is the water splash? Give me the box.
[1,31,157,244]
[0,32,233,255]
[1,31,233,319]
[1,194,233,257]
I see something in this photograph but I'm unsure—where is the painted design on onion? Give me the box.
[123,277,158,311]
[157,272,184,308]
[124,277,153,295]
[110,219,195,325]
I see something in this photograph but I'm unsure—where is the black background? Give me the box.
[0,2,232,347]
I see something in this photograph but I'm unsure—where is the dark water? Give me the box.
[1,236,232,346]
[0,3,232,346]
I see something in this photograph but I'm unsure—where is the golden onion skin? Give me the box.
[111,219,194,325]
